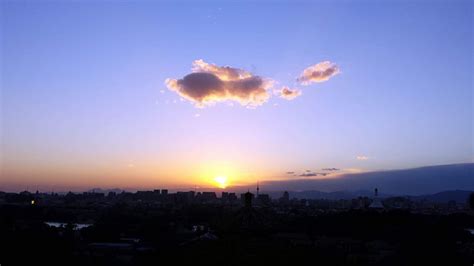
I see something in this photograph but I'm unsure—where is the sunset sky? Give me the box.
[1,1,472,192]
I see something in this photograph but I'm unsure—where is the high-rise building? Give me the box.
[280,191,290,202]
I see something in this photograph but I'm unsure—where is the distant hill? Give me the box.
[265,190,382,200]
[411,190,473,203]
[262,163,474,196]
[264,189,472,203]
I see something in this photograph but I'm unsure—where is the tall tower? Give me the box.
[369,187,384,209]
[256,181,259,197]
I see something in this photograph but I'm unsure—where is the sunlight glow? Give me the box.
[213,176,228,189]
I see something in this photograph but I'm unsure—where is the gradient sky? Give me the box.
[1,1,472,192]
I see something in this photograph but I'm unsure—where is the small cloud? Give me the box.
[297,61,340,85]
[160,90,166,94]
[286,171,295,175]
[300,172,317,177]
[356,155,369,161]
[278,86,302,100]
[194,113,201,118]
[322,168,339,171]
[299,171,329,177]
[165,59,274,108]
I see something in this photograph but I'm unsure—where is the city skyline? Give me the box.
[2,1,473,192]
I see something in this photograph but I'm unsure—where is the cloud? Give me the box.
[278,87,301,100]
[166,59,340,107]
[300,172,317,177]
[286,171,295,175]
[165,60,274,107]
[356,155,369,161]
[299,171,328,177]
[322,168,340,171]
[297,61,340,85]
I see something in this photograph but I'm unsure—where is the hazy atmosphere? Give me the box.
[2,1,472,193]
[2,2,474,266]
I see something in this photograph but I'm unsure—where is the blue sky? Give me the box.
[1,1,472,191]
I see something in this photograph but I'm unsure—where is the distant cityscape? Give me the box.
[2,185,472,215]
[2,185,473,265]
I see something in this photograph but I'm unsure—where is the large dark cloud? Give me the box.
[166,60,273,107]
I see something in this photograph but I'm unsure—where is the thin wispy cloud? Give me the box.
[322,168,340,171]
[283,168,365,179]
[356,155,369,161]
[300,172,318,177]
[297,61,340,85]
[300,171,328,177]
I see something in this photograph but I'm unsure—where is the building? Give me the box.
[280,191,290,203]
[369,188,384,209]
[256,194,271,206]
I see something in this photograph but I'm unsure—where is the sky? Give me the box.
[1,1,473,192]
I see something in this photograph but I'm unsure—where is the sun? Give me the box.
[213,176,228,189]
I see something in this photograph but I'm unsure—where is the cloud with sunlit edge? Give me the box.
[165,60,274,107]
[278,86,301,100]
[297,61,340,85]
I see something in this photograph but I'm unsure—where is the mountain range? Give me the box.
[262,163,473,195]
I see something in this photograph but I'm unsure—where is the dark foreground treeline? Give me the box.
[0,203,473,266]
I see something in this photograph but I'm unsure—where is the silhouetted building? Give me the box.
[221,192,231,203]
[136,191,154,200]
[242,191,254,208]
[369,188,384,209]
[176,191,195,204]
[199,192,217,202]
[280,191,290,203]
[256,194,271,206]
[222,192,238,203]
